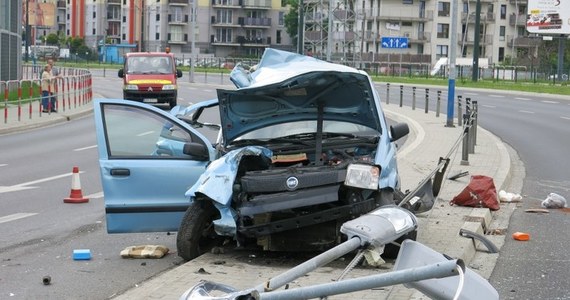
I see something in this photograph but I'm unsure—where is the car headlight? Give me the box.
[344,164,380,190]
[125,84,138,90]
[162,84,176,90]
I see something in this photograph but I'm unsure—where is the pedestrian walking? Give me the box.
[41,64,57,113]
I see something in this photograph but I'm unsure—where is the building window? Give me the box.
[436,45,448,59]
[279,12,284,26]
[93,28,96,34]
[499,26,505,41]
[156,14,160,21]
[93,11,96,18]
[216,9,233,24]
[498,47,504,62]
[403,0,413,4]
[123,16,126,22]
[437,23,449,38]
[276,30,281,44]
[155,33,159,40]
[500,5,506,19]
[216,28,233,43]
[438,2,450,17]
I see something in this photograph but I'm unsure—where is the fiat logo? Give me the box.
[286,176,299,190]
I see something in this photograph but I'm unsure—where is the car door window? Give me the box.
[102,103,196,158]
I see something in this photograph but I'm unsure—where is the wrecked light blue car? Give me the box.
[94,48,421,262]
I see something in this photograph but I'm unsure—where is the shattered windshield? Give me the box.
[126,56,173,74]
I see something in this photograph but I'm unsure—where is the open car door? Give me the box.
[93,99,216,233]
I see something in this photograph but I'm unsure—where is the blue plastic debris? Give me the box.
[73,249,91,260]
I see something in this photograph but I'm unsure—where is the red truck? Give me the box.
[118,51,183,108]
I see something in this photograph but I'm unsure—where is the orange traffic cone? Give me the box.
[64,166,89,203]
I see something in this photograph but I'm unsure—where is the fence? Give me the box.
[2,65,92,124]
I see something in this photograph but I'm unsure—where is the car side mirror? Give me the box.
[177,69,183,78]
[118,69,124,78]
[183,142,209,161]
[390,122,409,142]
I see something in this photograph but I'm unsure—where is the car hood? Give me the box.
[218,48,383,143]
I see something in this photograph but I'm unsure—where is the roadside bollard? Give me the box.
[470,100,478,153]
[465,98,474,154]
[425,88,429,114]
[386,83,390,104]
[412,87,416,110]
[457,95,463,126]
[436,90,441,117]
[399,85,403,107]
[460,112,470,165]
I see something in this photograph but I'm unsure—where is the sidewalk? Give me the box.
[0,86,514,299]
[108,99,513,299]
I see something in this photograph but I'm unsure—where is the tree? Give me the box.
[284,0,299,46]
[46,33,59,46]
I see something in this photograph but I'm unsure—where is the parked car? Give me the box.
[94,49,434,261]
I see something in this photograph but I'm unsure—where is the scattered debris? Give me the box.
[450,175,500,210]
[512,232,530,241]
[541,193,567,209]
[42,276,51,285]
[120,245,169,259]
[196,267,210,274]
[525,208,549,214]
[448,170,469,180]
[73,249,92,260]
[498,190,522,203]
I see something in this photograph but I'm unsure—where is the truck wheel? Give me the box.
[176,200,221,261]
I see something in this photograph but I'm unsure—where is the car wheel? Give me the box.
[169,99,177,109]
[176,200,221,261]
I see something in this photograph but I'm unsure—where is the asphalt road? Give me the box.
[2,73,569,299]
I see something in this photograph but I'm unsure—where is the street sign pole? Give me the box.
[447,0,458,127]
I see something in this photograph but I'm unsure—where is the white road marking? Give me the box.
[74,145,97,151]
[0,164,7,167]
[519,110,535,114]
[0,213,38,224]
[0,172,75,194]
[561,116,570,121]
[464,92,478,95]
[482,105,496,108]
[137,131,154,137]
[515,97,531,101]
[541,100,559,104]
[489,95,505,98]
[85,191,104,199]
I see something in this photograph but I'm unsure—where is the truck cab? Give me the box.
[118,51,183,108]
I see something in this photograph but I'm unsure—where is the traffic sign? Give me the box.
[381,37,409,49]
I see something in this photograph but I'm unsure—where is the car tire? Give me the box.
[176,200,221,261]
[169,99,177,109]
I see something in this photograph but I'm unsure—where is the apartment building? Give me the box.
[51,0,293,57]
[1,0,22,81]
[304,0,542,68]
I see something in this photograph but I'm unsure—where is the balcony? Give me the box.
[305,30,327,42]
[459,34,494,45]
[168,33,188,44]
[241,0,271,9]
[57,0,66,8]
[377,10,433,21]
[238,17,271,27]
[333,10,355,20]
[331,31,356,41]
[169,0,189,6]
[462,12,496,23]
[509,13,527,26]
[507,36,543,48]
[212,0,240,8]
[168,14,189,24]
[212,17,240,27]
[236,36,270,47]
